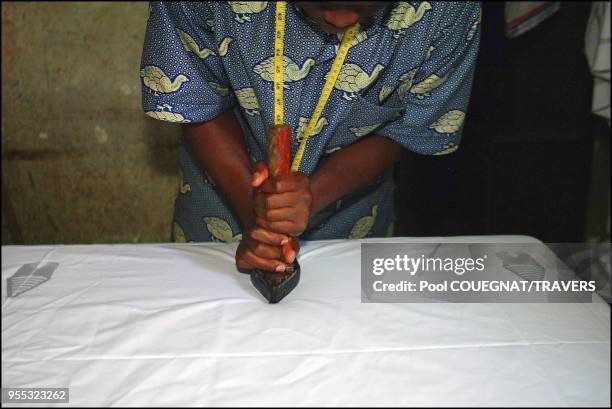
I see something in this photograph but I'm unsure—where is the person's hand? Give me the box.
[251,160,270,188]
[252,162,313,237]
[236,224,296,273]
[235,161,301,273]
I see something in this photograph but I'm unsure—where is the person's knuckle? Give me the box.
[249,233,261,245]
[248,228,258,240]
[243,251,256,264]
[265,209,276,221]
[253,242,265,254]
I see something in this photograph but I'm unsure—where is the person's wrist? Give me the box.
[237,204,256,234]
[308,171,331,218]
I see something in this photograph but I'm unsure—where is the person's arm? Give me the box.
[183,110,294,272]
[254,135,403,236]
[309,135,403,215]
[182,109,256,229]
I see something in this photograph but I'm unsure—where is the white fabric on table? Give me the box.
[2,236,610,407]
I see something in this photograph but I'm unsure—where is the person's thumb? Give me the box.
[251,161,269,187]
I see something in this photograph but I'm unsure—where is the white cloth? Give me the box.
[585,1,611,122]
[2,237,610,407]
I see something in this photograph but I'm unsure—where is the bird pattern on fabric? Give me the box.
[234,87,261,116]
[173,222,188,243]
[204,217,243,243]
[349,205,378,239]
[350,123,383,138]
[296,116,328,145]
[179,168,191,194]
[141,2,481,242]
[385,2,433,38]
[409,72,449,99]
[332,63,385,100]
[433,143,459,155]
[378,85,395,103]
[429,110,465,134]
[397,68,418,101]
[178,29,217,59]
[146,104,191,122]
[467,9,482,41]
[228,1,268,23]
[253,55,316,87]
[140,65,189,95]
[208,81,230,96]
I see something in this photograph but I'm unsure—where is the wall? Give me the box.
[2,2,181,244]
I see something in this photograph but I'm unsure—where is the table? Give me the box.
[2,236,610,406]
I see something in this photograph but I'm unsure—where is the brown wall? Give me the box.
[2,2,181,244]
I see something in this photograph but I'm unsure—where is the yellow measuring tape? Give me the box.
[273,1,358,172]
[273,1,286,127]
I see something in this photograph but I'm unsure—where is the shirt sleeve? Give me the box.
[376,2,481,155]
[140,1,235,124]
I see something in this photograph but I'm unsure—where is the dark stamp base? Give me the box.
[249,261,301,303]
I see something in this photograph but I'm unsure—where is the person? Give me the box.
[140,1,481,273]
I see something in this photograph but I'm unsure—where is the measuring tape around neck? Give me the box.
[274,1,358,172]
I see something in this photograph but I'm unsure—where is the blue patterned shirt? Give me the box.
[140,1,481,243]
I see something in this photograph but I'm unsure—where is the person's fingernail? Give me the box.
[280,237,289,245]
[252,173,260,183]
[275,264,285,273]
[287,251,295,263]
